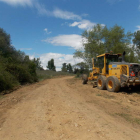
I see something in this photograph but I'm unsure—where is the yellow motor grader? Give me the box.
[83,52,140,92]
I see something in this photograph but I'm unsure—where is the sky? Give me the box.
[0,0,140,71]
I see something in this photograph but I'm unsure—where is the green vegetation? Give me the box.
[73,62,89,77]
[37,70,74,81]
[61,63,73,73]
[74,24,139,67]
[1,24,140,93]
[0,28,75,94]
[47,59,56,71]
[0,28,38,94]
[96,93,115,99]
[115,113,140,125]
[133,30,140,61]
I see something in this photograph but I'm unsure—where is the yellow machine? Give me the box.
[83,52,140,92]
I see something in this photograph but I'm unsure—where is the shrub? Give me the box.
[0,27,38,93]
[0,65,19,92]
[6,63,37,84]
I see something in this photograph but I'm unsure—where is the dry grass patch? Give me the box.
[96,93,115,99]
[115,113,140,125]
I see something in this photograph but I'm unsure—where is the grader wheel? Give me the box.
[106,76,121,92]
[97,75,107,90]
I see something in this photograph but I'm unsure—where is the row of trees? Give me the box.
[46,58,89,76]
[74,24,140,67]
[0,28,43,93]
[61,63,73,73]
[46,59,73,73]
[46,25,140,74]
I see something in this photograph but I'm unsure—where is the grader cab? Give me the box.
[83,52,140,92]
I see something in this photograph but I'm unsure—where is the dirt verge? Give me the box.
[0,76,140,140]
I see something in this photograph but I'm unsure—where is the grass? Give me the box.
[36,70,75,81]
[115,113,132,122]
[115,113,140,125]
[96,93,115,99]
[0,95,4,99]
[96,93,102,96]
[134,118,140,125]
[103,94,115,99]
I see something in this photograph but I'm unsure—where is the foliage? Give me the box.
[67,63,73,73]
[61,63,67,72]
[47,59,56,71]
[74,24,134,66]
[61,63,73,73]
[0,27,38,93]
[33,58,43,70]
[0,63,19,92]
[73,62,89,76]
[36,69,74,81]
[133,30,140,61]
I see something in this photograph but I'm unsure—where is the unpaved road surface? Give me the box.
[1,76,140,140]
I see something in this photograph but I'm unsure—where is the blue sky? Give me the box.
[0,0,140,70]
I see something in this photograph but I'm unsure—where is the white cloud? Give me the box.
[70,20,105,30]
[70,20,97,30]
[0,0,33,6]
[35,3,50,15]
[20,48,32,50]
[81,14,89,17]
[44,28,52,34]
[70,22,80,27]
[43,34,84,50]
[35,5,82,20]
[44,28,48,32]
[136,26,140,31]
[52,8,81,20]
[29,54,35,60]
[33,53,83,71]
[0,0,81,21]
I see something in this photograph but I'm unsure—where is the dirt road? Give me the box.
[0,76,140,140]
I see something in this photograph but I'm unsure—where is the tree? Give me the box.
[102,25,132,53]
[47,59,56,71]
[73,62,89,74]
[74,24,105,66]
[74,24,133,67]
[67,63,73,73]
[133,30,140,49]
[33,58,43,70]
[61,63,67,72]
[0,27,38,92]
[133,30,140,61]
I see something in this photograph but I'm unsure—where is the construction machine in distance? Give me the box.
[83,51,140,92]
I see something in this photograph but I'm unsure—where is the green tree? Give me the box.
[67,63,73,73]
[74,24,105,66]
[74,24,133,66]
[0,27,38,93]
[61,63,67,72]
[73,62,89,74]
[102,25,132,54]
[47,59,56,71]
[133,30,140,61]
[33,58,43,70]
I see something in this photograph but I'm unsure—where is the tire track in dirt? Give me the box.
[0,76,140,140]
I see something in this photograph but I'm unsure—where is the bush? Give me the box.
[0,27,39,93]
[0,65,19,92]
[6,63,37,84]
